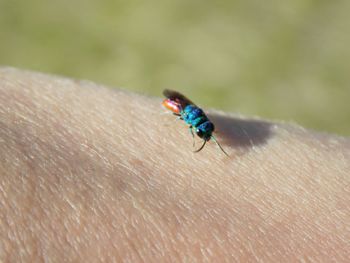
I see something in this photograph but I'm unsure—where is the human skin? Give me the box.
[0,67,349,262]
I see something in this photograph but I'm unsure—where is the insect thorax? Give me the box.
[182,105,207,126]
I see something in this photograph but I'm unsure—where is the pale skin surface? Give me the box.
[0,67,349,262]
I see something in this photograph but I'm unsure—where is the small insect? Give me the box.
[162,89,228,156]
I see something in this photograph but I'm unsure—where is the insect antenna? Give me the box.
[194,140,207,153]
[211,135,229,156]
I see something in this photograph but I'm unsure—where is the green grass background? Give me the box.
[1,0,349,135]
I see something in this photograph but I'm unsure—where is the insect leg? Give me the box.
[188,125,195,147]
[172,113,183,120]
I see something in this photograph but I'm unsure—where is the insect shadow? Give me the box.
[207,113,274,155]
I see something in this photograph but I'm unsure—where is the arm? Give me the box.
[1,67,349,262]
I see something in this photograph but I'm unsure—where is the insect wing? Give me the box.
[163,89,196,109]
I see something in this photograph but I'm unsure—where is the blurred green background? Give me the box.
[1,0,349,135]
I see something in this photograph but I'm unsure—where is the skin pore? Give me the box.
[0,67,349,262]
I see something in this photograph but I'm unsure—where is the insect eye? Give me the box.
[196,129,204,138]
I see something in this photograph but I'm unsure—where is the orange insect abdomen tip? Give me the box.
[162,99,181,114]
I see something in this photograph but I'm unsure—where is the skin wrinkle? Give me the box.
[1,68,350,261]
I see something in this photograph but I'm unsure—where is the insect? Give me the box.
[162,89,228,156]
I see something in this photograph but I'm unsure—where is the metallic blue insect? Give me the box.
[162,89,228,156]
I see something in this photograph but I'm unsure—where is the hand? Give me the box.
[1,67,349,262]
